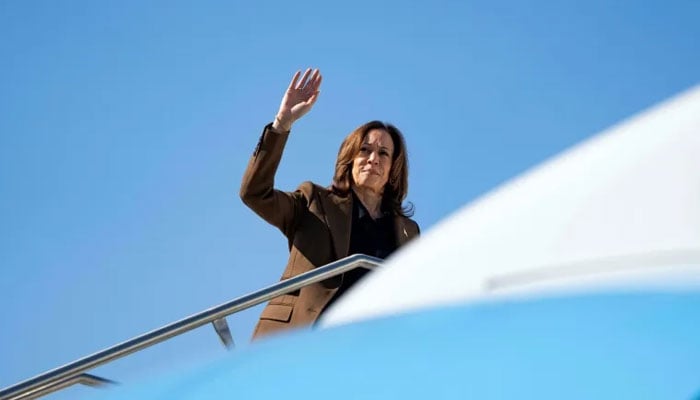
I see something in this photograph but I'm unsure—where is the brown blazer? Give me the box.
[240,124,420,340]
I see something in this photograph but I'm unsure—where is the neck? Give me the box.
[352,185,384,220]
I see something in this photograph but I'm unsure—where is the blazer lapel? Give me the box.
[323,191,352,259]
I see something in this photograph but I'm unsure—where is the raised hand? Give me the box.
[273,68,322,132]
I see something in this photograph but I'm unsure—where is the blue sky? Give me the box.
[1,1,699,398]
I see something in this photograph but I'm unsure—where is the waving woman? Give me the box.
[240,68,419,340]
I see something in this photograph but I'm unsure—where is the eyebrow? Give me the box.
[362,142,392,152]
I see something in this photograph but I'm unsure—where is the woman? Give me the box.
[240,68,420,340]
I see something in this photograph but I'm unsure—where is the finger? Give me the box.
[307,69,319,90]
[296,68,312,90]
[302,68,315,89]
[287,70,301,90]
[311,72,323,91]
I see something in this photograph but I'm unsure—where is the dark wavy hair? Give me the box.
[331,120,413,217]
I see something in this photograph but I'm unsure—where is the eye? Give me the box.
[380,150,390,157]
[359,146,370,154]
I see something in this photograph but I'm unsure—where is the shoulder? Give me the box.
[295,181,326,198]
[295,181,353,214]
[295,181,349,198]
[293,181,339,203]
[401,216,421,237]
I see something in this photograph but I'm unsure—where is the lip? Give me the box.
[361,169,381,176]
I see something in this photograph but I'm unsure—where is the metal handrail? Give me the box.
[23,374,117,399]
[0,254,382,400]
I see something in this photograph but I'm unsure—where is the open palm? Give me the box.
[275,68,322,131]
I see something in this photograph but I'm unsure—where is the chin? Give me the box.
[356,183,384,194]
[354,175,386,192]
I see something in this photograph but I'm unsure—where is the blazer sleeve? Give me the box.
[240,123,309,238]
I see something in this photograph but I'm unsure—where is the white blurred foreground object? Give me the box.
[319,85,700,328]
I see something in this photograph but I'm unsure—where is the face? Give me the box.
[351,129,395,194]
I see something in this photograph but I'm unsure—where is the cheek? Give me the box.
[351,159,362,178]
[382,160,392,180]
[353,156,364,167]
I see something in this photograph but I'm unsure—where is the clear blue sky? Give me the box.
[1,1,698,398]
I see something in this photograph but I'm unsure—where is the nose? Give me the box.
[367,150,379,164]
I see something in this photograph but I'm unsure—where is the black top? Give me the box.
[319,191,397,315]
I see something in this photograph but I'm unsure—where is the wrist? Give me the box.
[272,115,292,133]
